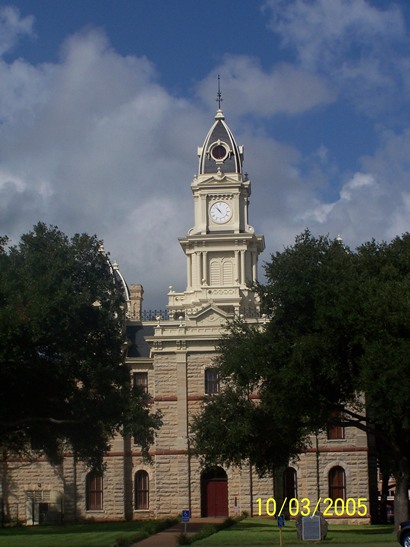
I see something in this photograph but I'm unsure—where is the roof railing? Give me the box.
[128,308,266,322]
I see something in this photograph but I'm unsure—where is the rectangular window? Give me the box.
[133,372,148,394]
[283,467,298,500]
[86,473,103,511]
[132,372,148,445]
[327,410,345,440]
[205,368,219,395]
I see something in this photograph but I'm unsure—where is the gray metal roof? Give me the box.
[126,324,154,358]
[198,110,243,175]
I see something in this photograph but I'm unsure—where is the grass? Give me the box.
[195,518,397,545]
[0,518,177,547]
[0,517,397,547]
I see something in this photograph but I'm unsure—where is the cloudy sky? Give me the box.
[1,0,410,309]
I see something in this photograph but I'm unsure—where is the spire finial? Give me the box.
[216,74,223,109]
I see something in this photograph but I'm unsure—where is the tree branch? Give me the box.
[0,416,81,430]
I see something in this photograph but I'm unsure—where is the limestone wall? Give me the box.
[0,458,64,524]
[2,330,375,524]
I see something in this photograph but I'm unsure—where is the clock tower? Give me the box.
[168,108,265,317]
[144,107,271,520]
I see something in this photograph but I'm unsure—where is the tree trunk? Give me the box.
[379,471,390,524]
[394,460,410,531]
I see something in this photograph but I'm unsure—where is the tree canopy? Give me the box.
[0,223,161,469]
[191,230,410,525]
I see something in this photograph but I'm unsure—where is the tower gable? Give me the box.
[198,110,243,176]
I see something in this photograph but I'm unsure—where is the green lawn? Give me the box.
[196,518,396,545]
[0,518,398,547]
[0,518,177,547]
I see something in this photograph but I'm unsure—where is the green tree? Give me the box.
[0,223,161,469]
[355,235,410,526]
[191,230,410,527]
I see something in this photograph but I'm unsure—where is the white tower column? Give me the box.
[235,250,240,284]
[202,251,208,285]
[187,252,192,289]
[240,250,246,287]
[197,252,202,288]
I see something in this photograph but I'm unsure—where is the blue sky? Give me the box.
[1,0,410,309]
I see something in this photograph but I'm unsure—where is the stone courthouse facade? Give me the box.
[1,109,377,524]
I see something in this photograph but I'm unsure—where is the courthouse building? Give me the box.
[0,109,377,524]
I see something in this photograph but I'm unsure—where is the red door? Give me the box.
[206,479,228,517]
[201,468,228,517]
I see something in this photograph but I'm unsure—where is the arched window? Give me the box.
[86,472,103,510]
[222,260,234,285]
[209,257,234,286]
[283,467,298,500]
[210,259,221,285]
[135,470,149,510]
[329,466,346,501]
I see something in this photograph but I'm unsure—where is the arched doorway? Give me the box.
[201,467,228,517]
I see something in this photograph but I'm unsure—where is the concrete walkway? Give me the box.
[131,518,225,547]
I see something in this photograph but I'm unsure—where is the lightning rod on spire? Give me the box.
[216,75,223,109]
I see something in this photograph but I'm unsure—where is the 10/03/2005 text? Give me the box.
[256,497,368,517]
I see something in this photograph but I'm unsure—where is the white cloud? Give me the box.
[388,192,410,241]
[0,27,207,308]
[0,20,409,309]
[339,172,376,201]
[299,172,380,228]
[0,5,34,56]
[0,58,53,124]
[301,202,335,224]
[240,117,410,259]
[264,0,404,68]
[195,55,335,117]
[292,137,410,247]
[263,0,409,115]
[0,169,25,191]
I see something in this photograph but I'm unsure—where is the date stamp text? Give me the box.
[256,497,368,517]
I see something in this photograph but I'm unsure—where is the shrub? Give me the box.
[176,532,191,545]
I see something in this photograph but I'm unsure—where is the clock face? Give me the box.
[210,201,232,223]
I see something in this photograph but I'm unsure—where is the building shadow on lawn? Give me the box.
[237,521,273,528]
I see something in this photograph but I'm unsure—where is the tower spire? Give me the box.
[216,74,223,110]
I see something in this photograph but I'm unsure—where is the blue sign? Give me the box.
[182,509,190,522]
[277,514,285,528]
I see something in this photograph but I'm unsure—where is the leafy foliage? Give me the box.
[191,320,310,475]
[192,230,410,524]
[0,223,161,468]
